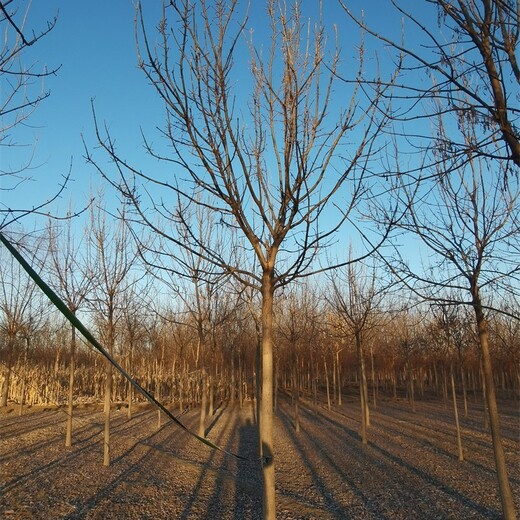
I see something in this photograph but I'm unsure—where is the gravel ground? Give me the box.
[1,392,518,519]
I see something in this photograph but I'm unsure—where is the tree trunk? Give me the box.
[450,365,464,461]
[293,356,300,433]
[461,366,468,418]
[198,368,207,438]
[336,349,342,406]
[324,357,331,411]
[18,339,29,417]
[103,317,114,467]
[1,336,15,407]
[356,332,369,443]
[473,296,516,519]
[65,325,76,447]
[260,274,275,520]
[103,361,112,467]
[370,346,377,409]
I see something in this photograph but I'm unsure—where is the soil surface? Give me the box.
[1,392,519,519]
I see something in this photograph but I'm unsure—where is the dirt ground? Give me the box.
[1,391,519,519]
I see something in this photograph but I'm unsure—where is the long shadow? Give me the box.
[178,405,237,519]
[0,415,103,466]
[1,408,179,496]
[306,400,502,518]
[277,402,364,519]
[200,405,262,519]
[0,409,63,440]
[1,428,104,495]
[232,417,261,520]
[67,447,155,519]
[0,407,152,466]
[368,441,501,518]
[204,400,229,437]
[67,411,203,518]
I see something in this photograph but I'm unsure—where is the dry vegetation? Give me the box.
[1,388,518,519]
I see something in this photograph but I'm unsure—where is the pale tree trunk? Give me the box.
[260,274,275,520]
[332,353,337,405]
[103,316,115,467]
[198,368,207,438]
[408,363,416,413]
[356,332,369,444]
[336,349,342,406]
[18,338,29,417]
[208,372,214,417]
[324,357,331,411]
[157,338,165,429]
[293,354,300,433]
[127,342,134,419]
[1,336,15,407]
[450,365,464,461]
[103,360,112,467]
[473,296,516,519]
[65,325,76,447]
[370,345,377,409]
[460,366,468,418]
[230,357,235,405]
[238,355,243,409]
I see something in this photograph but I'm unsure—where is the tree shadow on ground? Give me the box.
[294,397,502,518]
[277,402,371,519]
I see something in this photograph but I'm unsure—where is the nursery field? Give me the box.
[1,392,519,519]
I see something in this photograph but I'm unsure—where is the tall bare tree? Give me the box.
[328,257,385,444]
[86,199,139,466]
[47,215,91,447]
[381,112,519,518]
[87,1,397,516]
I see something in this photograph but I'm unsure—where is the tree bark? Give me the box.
[473,295,516,519]
[450,365,464,461]
[260,274,275,520]
[65,325,76,447]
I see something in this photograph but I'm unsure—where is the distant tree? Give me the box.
[46,215,92,447]
[86,199,139,466]
[328,257,385,445]
[0,236,43,406]
[276,283,319,433]
[431,303,465,461]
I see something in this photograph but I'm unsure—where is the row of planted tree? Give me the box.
[2,273,517,419]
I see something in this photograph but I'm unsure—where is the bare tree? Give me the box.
[342,0,520,172]
[381,114,519,518]
[431,303,465,461]
[276,283,319,433]
[0,236,43,406]
[328,256,385,445]
[86,199,139,466]
[86,1,397,516]
[46,215,91,447]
